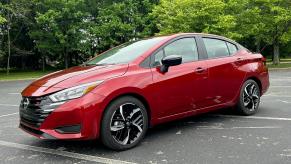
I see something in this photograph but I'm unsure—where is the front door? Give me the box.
[150,37,209,118]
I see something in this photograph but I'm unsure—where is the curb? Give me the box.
[0,68,290,82]
[0,78,37,82]
[268,67,291,71]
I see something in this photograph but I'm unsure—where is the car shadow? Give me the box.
[30,108,238,155]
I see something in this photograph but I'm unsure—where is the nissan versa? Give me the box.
[20,33,269,150]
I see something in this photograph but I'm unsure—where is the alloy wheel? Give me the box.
[110,103,144,145]
[243,83,260,111]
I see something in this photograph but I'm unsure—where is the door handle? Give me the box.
[195,67,205,73]
[236,58,243,63]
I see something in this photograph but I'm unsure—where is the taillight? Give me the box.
[261,57,267,66]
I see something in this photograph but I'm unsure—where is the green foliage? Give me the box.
[0,0,290,70]
[152,0,291,64]
[28,0,157,68]
[151,0,242,39]
[29,0,90,68]
[234,0,291,43]
[91,0,158,51]
[0,69,53,80]
[238,0,291,64]
[0,16,6,24]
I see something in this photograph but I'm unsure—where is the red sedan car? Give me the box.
[20,33,269,150]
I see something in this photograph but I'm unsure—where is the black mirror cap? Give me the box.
[160,55,182,73]
[161,55,182,67]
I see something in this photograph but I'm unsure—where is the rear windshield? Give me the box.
[86,37,167,65]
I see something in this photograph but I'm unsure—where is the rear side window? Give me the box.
[226,42,238,55]
[203,38,229,58]
[153,38,198,66]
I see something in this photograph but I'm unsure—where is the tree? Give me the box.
[30,0,89,69]
[151,0,238,38]
[1,0,290,71]
[0,3,7,24]
[0,16,6,24]
[152,0,291,64]
[228,0,291,64]
[90,0,158,52]
[266,0,291,64]
[0,0,31,74]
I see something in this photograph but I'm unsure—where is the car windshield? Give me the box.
[86,37,167,65]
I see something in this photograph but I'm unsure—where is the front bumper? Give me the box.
[19,92,105,140]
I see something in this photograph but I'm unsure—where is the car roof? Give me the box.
[144,33,233,42]
[153,32,234,43]
[173,33,239,45]
[155,32,222,38]
[174,33,231,40]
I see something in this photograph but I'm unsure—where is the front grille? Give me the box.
[20,123,44,136]
[19,96,55,128]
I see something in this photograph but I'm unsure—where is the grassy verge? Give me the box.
[267,58,291,62]
[0,62,290,81]
[267,62,291,69]
[0,70,54,81]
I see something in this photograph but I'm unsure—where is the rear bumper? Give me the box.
[19,92,105,140]
[260,70,270,95]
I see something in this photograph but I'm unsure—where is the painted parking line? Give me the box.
[0,104,19,107]
[262,95,291,98]
[213,114,291,121]
[196,126,281,130]
[8,93,20,95]
[271,76,291,78]
[276,99,291,104]
[271,79,291,81]
[271,86,291,88]
[0,140,136,164]
[0,112,18,118]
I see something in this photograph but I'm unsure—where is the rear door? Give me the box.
[150,37,209,118]
[201,37,245,105]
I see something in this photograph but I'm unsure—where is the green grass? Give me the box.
[0,62,290,81]
[267,58,291,62]
[267,62,291,69]
[0,70,54,81]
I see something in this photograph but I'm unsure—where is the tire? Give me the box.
[101,96,148,150]
[236,79,261,115]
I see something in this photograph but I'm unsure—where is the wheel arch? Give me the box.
[246,76,262,95]
[100,91,152,127]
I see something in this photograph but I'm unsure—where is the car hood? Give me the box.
[22,64,129,97]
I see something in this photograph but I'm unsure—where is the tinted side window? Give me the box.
[153,38,198,66]
[203,38,229,58]
[226,42,238,55]
[164,38,198,63]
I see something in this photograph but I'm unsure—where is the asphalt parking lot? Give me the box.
[0,70,291,164]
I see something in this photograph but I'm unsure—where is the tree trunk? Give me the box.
[69,52,72,67]
[6,25,11,75]
[273,43,280,65]
[42,55,46,72]
[64,48,68,69]
[256,40,260,53]
[74,53,78,65]
[21,55,26,70]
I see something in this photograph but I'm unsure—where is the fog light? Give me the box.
[55,125,81,134]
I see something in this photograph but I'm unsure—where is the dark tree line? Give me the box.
[0,0,290,74]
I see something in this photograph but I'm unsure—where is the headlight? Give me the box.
[49,81,103,102]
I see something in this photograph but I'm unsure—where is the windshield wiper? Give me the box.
[83,63,116,66]
[95,63,116,66]
[83,63,96,66]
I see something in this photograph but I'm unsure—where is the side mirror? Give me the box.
[160,55,182,73]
